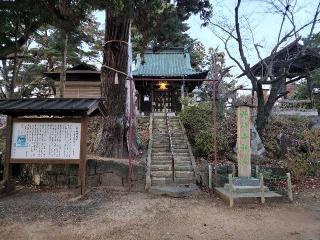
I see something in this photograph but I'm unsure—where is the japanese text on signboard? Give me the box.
[11,122,81,159]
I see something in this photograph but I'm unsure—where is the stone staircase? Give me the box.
[148,116,196,189]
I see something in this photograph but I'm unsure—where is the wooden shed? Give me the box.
[44,63,101,98]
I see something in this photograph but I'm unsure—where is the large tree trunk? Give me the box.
[255,82,267,134]
[255,79,285,134]
[94,11,130,157]
[59,32,68,98]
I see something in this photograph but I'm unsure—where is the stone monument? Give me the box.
[237,105,251,177]
[215,105,281,206]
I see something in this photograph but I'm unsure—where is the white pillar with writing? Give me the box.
[236,105,251,177]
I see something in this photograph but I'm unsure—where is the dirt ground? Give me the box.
[0,185,319,240]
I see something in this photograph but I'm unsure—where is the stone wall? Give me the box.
[27,157,146,192]
[0,115,6,128]
[272,109,318,117]
[86,157,145,191]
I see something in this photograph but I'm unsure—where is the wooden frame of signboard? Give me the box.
[3,116,89,195]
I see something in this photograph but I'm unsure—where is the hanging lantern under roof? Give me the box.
[158,81,168,90]
[143,94,150,102]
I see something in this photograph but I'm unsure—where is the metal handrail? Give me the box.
[164,105,175,182]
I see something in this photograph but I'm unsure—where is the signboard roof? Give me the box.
[0,98,107,117]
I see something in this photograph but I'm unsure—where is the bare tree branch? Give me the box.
[305,1,320,45]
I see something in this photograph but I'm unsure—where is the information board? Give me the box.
[11,122,81,159]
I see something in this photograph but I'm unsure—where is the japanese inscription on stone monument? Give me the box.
[11,122,81,159]
[237,106,251,177]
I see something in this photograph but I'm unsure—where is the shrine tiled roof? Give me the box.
[133,48,207,78]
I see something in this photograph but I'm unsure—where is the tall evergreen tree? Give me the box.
[93,0,212,157]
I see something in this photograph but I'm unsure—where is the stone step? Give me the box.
[171,136,185,138]
[172,146,188,150]
[152,141,169,144]
[152,160,191,165]
[151,170,173,178]
[152,155,191,160]
[152,152,172,155]
[156,143,185,147]
[151,177,173,186]
[171,135,185,139]
[151,164,193,171]
[172,149,189,153]
[171,140,185,143]
[152,146,170,150]
[153,133,169,137]
[171,140,186,143]
[151,171,194,179]
[173,152,190,156]
[152,146,187,150]
[151,177,195,186]
[149,184,200,198]
[175,171,194,178]
[153,136,169,139]
[151,154,171,158]
[224,184,270,193]
[148,116,196,188]
[151,155,172,159]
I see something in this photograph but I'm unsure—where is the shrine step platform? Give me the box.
[215,177,282,205]
[150,183,200,198]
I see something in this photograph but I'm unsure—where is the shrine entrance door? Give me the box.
[153,90,172,112]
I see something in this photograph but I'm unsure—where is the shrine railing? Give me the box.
[164,106,175,182]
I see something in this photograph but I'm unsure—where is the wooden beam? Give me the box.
[79,116,88,195]
[3,116,13,192]
[10,159,80,164]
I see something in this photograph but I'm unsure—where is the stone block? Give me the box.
[87,175,100,187]
[41,174,56,186]
[86,160,97,175]
[95,161,112,174]
[68,176,80,187]
[57,175,67,185]
[68,165,79,176]
[131,179,145,192]
[100,172,123,187]
[50,165,68,175]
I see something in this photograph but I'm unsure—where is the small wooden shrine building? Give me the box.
[44,63,101,98]
[133,48,208,114]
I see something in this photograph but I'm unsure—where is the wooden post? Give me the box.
[208,163,212,189]
[255,165,259,178]
[79,116,88,195]
[181,80,185,110]
[259,173,265,204]
[228,173,234,207]
[287,172,293,202]
[232,164,236,177]
[3,116,14,192]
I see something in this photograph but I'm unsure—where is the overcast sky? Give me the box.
[187,0,319,77]
[95,0,320,86]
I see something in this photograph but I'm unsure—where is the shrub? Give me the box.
[180,102,236,160]
[262,116,320,180]
[286,128,320,180]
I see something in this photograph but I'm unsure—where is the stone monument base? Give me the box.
[215,177,282,206]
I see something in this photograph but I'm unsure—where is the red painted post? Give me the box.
[128,77,134,192]
[211,80,218,185]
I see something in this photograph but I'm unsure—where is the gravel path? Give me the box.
[0,187,319,240]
